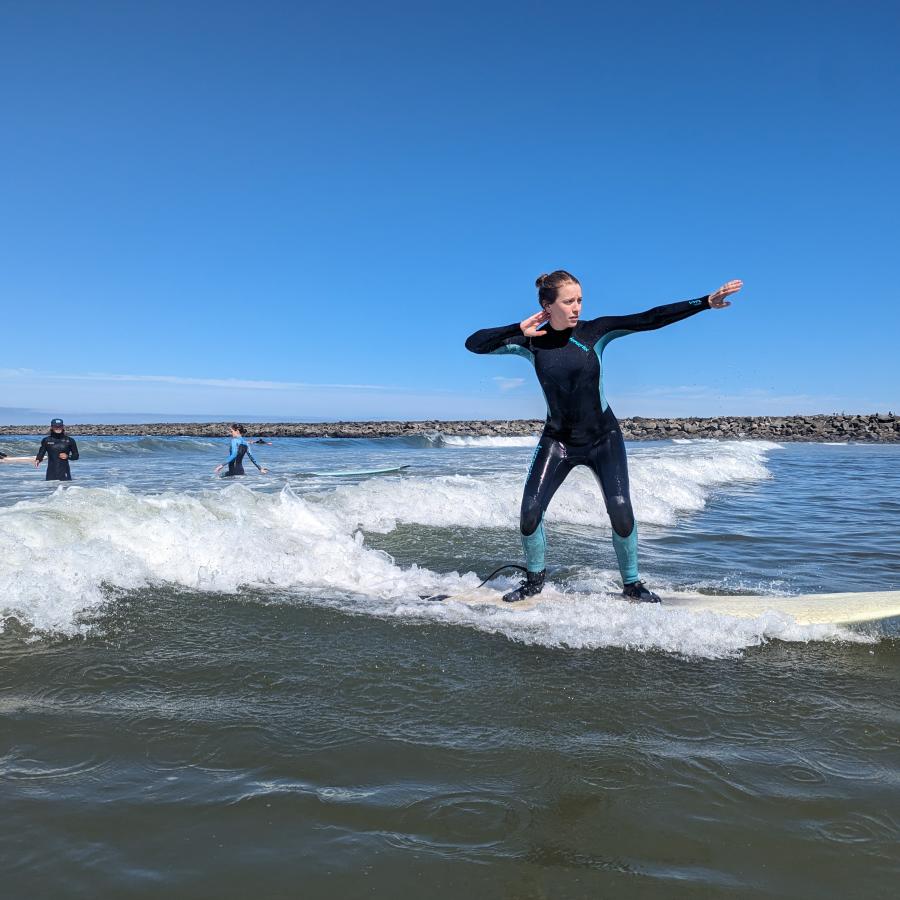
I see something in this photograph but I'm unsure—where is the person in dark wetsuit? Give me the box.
[215,424,269,477]
[465,271,743,603]
[34,418,80,481]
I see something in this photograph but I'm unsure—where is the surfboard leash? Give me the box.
[420,563,529,602]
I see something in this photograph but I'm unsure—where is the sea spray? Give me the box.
[0,484,436,634]
[323,440,779,533]
[1,439,876,657]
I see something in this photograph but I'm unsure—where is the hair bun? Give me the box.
[534,273,550,288]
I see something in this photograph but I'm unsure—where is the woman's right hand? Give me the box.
[520,310,549,337]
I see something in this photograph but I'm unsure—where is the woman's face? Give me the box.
[230,428,241,438]
[544,280,582,329]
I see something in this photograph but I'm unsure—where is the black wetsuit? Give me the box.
[36,433,79,481]
[465,296,710,579]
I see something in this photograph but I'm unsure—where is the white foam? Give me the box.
[323,440,778,533]
[435,434,539,448]
[0,484,419,634]
[374,591,869,658]
[0,482,873,657]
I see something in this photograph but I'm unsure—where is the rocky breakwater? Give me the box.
[619,413,899,442]
[1,413,897,441]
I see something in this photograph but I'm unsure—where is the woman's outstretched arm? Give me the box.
[465,311,550,354]
[583,280,742,347]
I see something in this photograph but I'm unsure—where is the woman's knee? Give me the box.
[520,504,543,536]
[607,494,634,537]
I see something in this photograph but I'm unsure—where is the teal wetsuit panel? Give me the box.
[222,437,260,476]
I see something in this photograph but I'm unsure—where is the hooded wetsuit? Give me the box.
[465,296,710,581]
[36,433,80,481]
[221,437,262,477]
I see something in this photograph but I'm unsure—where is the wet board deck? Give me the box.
[439,588,900,625]
[662,590,900,625]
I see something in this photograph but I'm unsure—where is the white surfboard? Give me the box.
[302,465,410,477]
[438,588,900,625]
[662,590,900,625]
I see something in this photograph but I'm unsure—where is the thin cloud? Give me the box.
[0,369,390,392]
[493,376,526,392]
[1,369,892,420]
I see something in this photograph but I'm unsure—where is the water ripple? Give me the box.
[387,792,532,853]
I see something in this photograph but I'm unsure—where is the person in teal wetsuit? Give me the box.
[465,271,743,603]
[215,424,269,477]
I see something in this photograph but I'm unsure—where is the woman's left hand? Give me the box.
[709,279,743,309]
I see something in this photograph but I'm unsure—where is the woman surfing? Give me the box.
[465,271,742,603]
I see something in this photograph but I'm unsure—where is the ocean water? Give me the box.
[1,434,898,897]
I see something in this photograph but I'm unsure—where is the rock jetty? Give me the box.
[1,414,897,441]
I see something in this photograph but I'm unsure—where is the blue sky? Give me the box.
[1,0,898,422]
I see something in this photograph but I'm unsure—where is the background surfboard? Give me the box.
[301,465,410,477]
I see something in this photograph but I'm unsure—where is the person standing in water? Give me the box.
[465,272,742,603]
[215,424,269,477]
[34,418,80,481]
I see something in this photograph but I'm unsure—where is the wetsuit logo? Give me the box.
[568,337,590,353]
